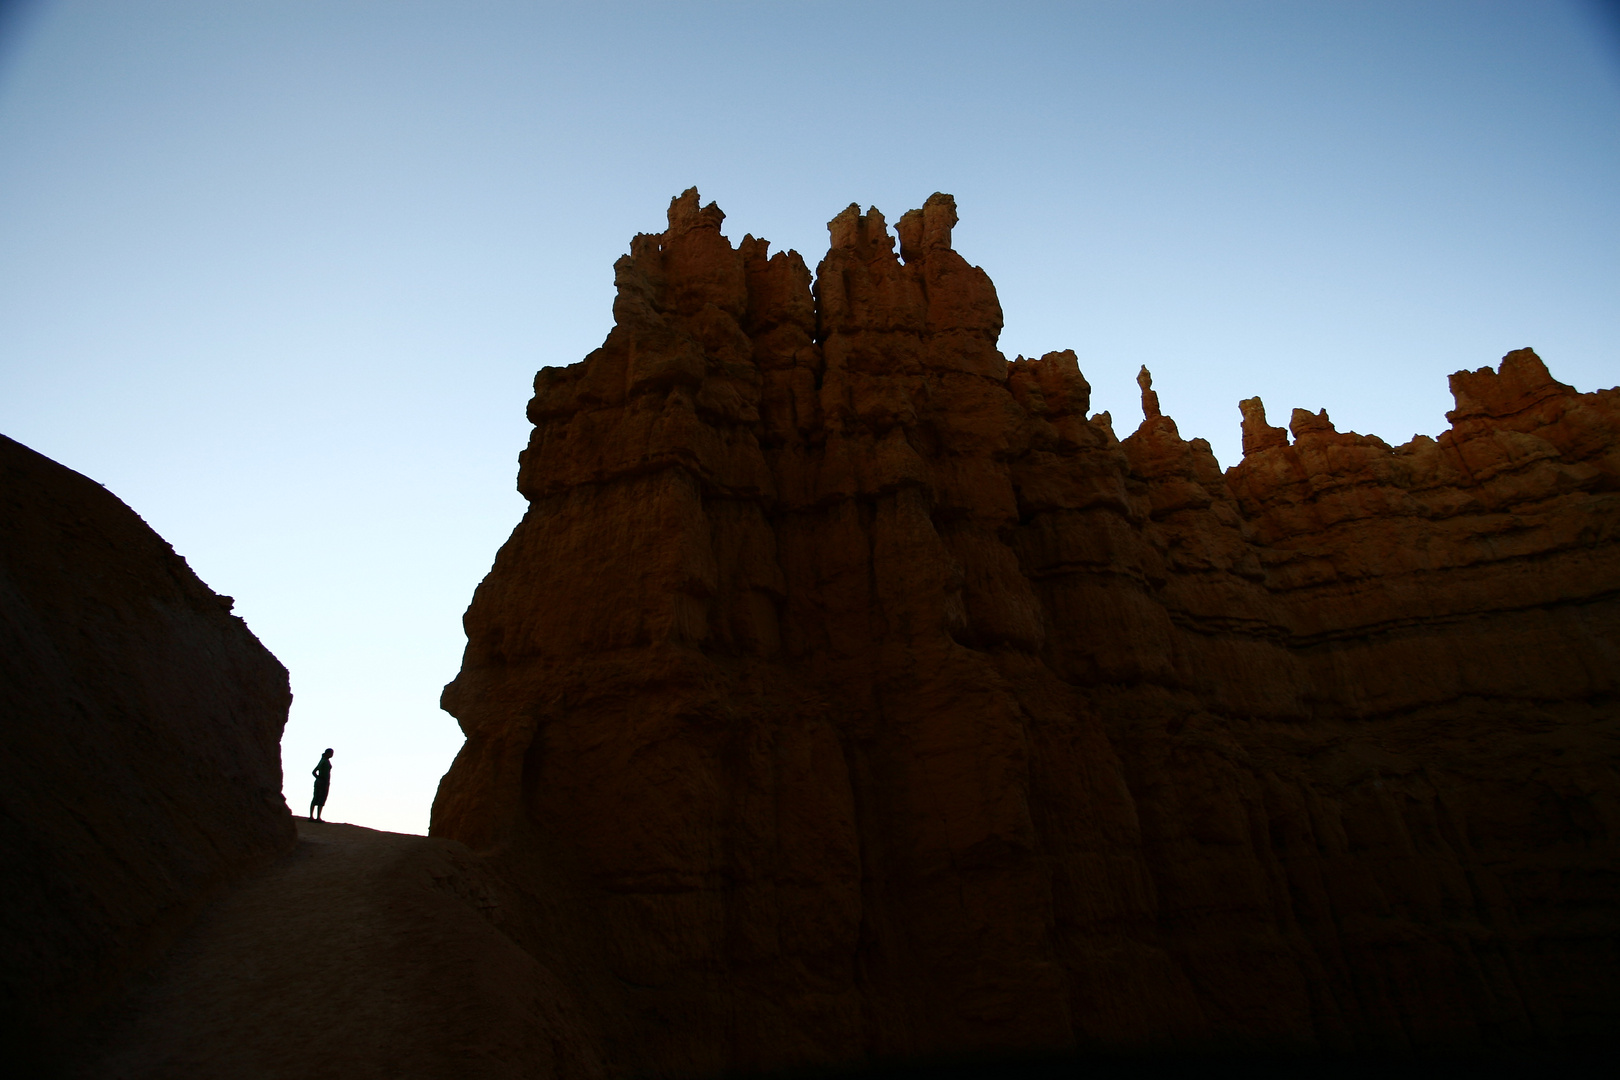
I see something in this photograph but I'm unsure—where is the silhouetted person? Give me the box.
[310,748,333,821]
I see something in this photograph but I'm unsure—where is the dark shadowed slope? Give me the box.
[0,434,294,1069]
[82,819,606,1080]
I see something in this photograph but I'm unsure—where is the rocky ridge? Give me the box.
[433,190,1619,1074]
[0,435,295,1069]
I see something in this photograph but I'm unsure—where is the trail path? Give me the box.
[82,819,603,1080]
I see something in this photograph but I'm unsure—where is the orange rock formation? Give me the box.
[433,190,1619,1072]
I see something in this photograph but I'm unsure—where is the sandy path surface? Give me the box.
[80,819,604,1080]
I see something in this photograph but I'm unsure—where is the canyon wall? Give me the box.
[0,435,295,1068]
[433,191,1619,1073]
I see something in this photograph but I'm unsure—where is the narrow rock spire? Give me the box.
[1137,365,1161,420]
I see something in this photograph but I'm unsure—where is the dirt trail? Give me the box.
[80,819,605,1080]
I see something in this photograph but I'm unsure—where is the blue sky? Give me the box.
[2,1,1616,833]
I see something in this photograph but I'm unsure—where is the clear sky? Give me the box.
[2,1,1616,834]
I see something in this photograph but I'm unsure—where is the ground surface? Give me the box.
[78,818,603,1080]
[67,823,1606,1080]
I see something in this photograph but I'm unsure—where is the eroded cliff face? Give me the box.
[433,190,1619,1073]
[0,435,295,1068]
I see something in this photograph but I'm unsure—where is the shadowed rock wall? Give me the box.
[0,435,295,1068]
[433,190,1619,1074]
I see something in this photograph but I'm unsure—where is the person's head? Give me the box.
[323,748,333,758]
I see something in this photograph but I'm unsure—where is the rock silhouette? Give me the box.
[0,435,295,1068]
[433,190,1620,1074]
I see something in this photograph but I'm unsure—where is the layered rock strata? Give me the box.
[0,435,295,1068]
[434,190,1619,1073]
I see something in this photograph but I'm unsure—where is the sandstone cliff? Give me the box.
[0,435,295,1068]
[433,190,1619,1073]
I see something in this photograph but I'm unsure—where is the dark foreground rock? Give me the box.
[432,191,1620,1074]
[0,435,294,1069]
[82,819,605,1080]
